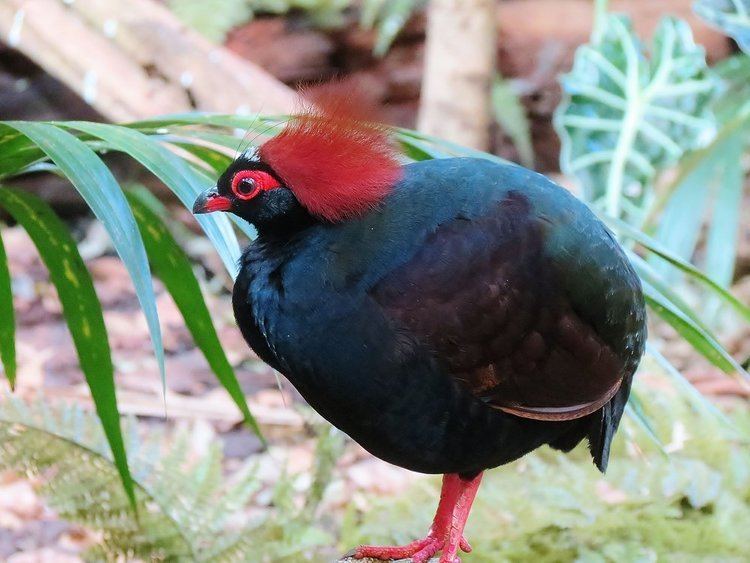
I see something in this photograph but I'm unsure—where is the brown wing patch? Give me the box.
[371,193,627,421]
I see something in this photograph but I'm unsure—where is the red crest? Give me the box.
[259,83,403,222]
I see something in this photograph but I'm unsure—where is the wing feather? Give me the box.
[370,191,640,422]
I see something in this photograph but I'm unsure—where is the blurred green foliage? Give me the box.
[168,0,422,54]
[170,0,253,43]
[646,1,750,291]
[169,0,353,42]
[694,0,750,54]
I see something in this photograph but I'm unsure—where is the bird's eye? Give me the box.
[236,178,257,198]
[230,170,280,200]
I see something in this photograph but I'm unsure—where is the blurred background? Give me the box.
[0,0,749,561]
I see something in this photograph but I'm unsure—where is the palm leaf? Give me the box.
[0,188,135,509]
[126,189,262,440]
[643,284,746,377]
[646,123,747,288]
[0,230,15,388]
[2,121,166,395]
[492,75,535,168]
[703,138,744,287]
[0,128,45,177]
[627,252,711,332]
[61,121,242,278]
[712,54,750,124]
[605,215,750,323]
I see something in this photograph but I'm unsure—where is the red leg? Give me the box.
[441,472,482,562]
[351,472,483,563]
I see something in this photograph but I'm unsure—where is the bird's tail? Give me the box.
[587,376,632,472]
[548,376,632,473]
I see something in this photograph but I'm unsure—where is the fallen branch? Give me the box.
[0,0,296,121]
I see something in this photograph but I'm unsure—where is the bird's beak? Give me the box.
[193,187,232,214]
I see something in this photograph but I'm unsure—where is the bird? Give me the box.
[192,87,647,563]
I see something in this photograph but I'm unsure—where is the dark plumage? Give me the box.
[193,100,646,563]
[230,157,645,472]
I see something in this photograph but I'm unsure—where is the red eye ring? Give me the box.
[231,170,281,200]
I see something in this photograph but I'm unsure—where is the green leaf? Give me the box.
[0,230,15,388]
[643,283,746,377]
[605,214,750,323]
[492,75,535,168]
[361,0,387,28]
[168,0,252,43]
[648,120,746,285]
[0,126,46,177]
[0,187,135,508]
[694,0,750,54]
[361,0,422,57]
[133,114,510,166]
[398,137,441,162]
[644,104,750,229]
[129,112,285,132]
[555,15,716,220]
[652,139,716,276]
[3,121,166,394]
[157,134,235,173]
[713,54,750,124]
[646,344,735,432]
[627,251,711,333]
[396,128,513,165]
[125,190,263,442]
[60,122,242,278]
[625,391,667,454]
[703,135,744,287]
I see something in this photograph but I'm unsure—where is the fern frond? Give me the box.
[0,394,195,560]
[0,394,335,562]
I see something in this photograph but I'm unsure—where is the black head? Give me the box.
[192,148,312,234]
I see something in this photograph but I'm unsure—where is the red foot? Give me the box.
[351,473,483,563]
[353,532,471,563]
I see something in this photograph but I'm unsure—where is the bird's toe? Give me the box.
[351,536,433,561]
[458,535,471,553]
